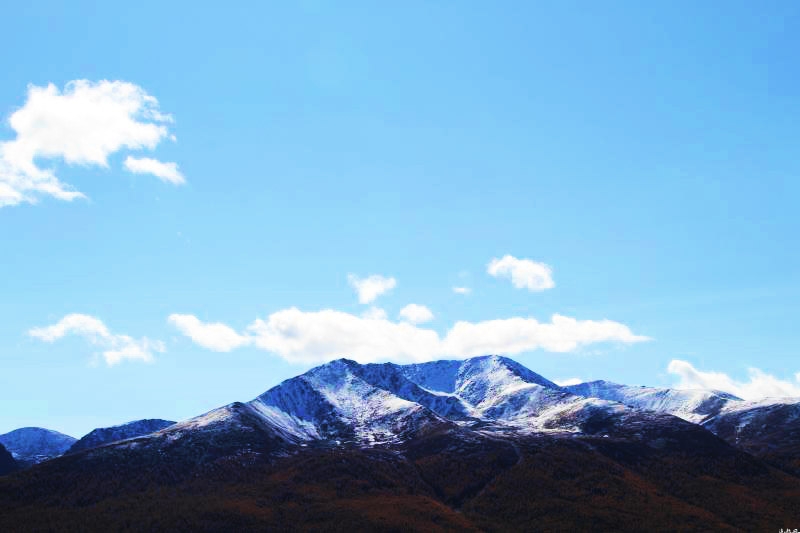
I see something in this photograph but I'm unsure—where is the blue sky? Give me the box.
[2,1,800,437]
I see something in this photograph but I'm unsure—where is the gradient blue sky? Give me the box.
[2,1,799,437]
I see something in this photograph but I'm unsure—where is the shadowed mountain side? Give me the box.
[0,444,16,476]
[702,400,800,476]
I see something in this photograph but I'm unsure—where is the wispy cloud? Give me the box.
[668,359,800,399]
[0,80,182,207]
[452,286,472,295]
[29,314,164,365]
[124,156,185,185]
[487,255,554,291]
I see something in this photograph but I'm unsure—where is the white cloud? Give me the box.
[246,308,441,364]
[361,307,388,320]
[0,80,179,207]
[554,378,583,387]
[441,314,648,357]
[487,255,554,291]
[667,359,800,400]
[171,308,648,365]
[398,304,434,324]
[347,274,396,304]
[167,314,249,352]
[29,313,163,365]
[124,156,185,185]
[452,287,472,295]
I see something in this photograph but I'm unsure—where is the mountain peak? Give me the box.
[68,419,176,454]
[0,427,76,466]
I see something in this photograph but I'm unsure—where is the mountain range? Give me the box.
[1,355,799,531]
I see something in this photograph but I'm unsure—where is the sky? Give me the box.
[2,1,800,437]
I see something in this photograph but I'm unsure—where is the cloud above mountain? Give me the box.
[168,314,249,352]
[487,255,554,291]
[347,274,397,304]
[29,314,164,365]
[668,359,800,399]
[398,304,434,324]
[0,79,183,207]
[169,308,648,364]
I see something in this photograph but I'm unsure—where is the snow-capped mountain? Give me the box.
[117,356,683,456]
[68,419,176,454]
[42,354,796,474]
[400,356,632,432]
[565,380,741,423]
[247,355,655,443]
[160,358,459,448]
[0,427,76,466]
[14,356,788,464]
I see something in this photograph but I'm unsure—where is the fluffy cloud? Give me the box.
[246,309,441,364]
[347,274,397,304]
[124,156,185,185]
[668,359,800,400]
[487,255,554,291]
[168,314,249,352]
[170,308,648,364]
[441,314,647,357]
[452,287,472,295]
[0,80,182,207]
[361,307,388,320]
[398,304,434,324]
[29,313,163,365]
[554,378,583,387]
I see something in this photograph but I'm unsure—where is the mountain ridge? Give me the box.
[6,356,799,469]
[67,419,176,454]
